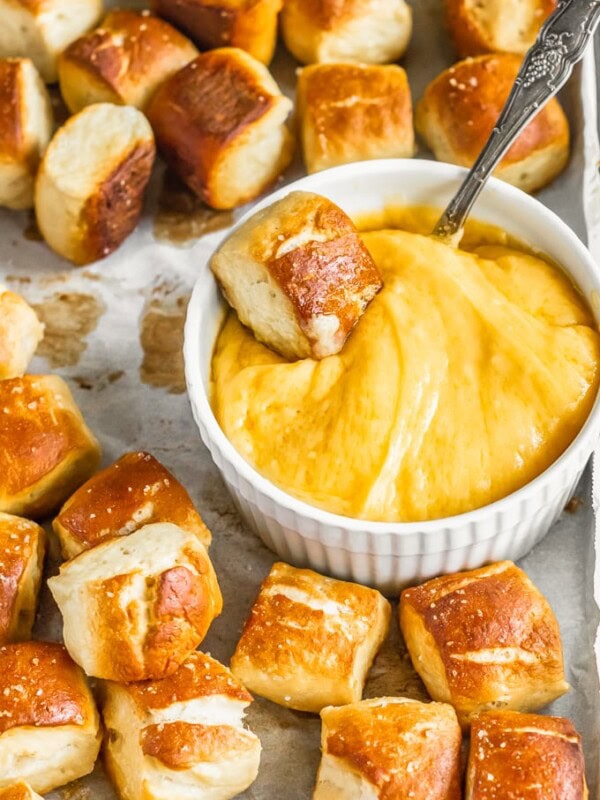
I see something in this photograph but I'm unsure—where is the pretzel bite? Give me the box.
[400,561,569,729]
[0,642,101,793]
[35,103,155,265]
[58,10,198,114]
[0,784,43,800]
[48,522,223,681]
[0,375,101,519]
[466,710,588,800]
[297,62,414,174]
[103,651,261,800]
[416,54,570,193]
[0,0,103,83]
[230,561,390,712]
[146,47,293,210]
[446,0,557,57]
[54,450,211,560]
[211,191,382,360]
[152,0,282,64]
[281,0,412,65]
[0,58,53,210]
[0,514,45,644]
[0,285,44,379]
[314,698,462,799]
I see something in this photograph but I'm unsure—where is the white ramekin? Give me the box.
[184,160,600,594]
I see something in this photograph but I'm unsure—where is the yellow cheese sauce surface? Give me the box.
[210,210,600,522]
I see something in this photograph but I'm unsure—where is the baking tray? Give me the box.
[0,0,599,797]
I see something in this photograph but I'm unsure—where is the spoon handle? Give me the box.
[433,0,600,241]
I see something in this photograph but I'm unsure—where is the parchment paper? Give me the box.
[0,1,599,797]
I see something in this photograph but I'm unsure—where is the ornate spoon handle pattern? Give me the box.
[433,0,600,241]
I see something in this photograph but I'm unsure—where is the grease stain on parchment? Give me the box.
[139,293,189,394]
[565,496,583,513]
[58,779,92,800]
[154,170,233,245]
[7,273,67,288]
[23,211,43,242]
[73,369,124,391]
[32,292,105,368]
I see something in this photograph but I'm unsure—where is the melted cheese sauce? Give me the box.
[211,212,600,522]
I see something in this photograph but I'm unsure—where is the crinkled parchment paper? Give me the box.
[0,2,599,797]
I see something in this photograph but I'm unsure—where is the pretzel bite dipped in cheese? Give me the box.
[400,561,569,729]
[0,641,101,793]
[0,0,103,83]
[0,375,101,519]
[58,10,198,114]
[0,514,45,644]
[53,450,211,560]
[230,561,390,712]
[281,0,412,65]
[35,103,155,265]
[296,62,414,174]
[0,58,53,210]
[0,285,44,380]
[211,191,383,360]
[103,651,261,800]
[416,54,570,193]
[314,697,462,800]
[466,710,588,800]
[146,48,293,210]
[152,0,282,65]
[0,784,43,800]
[446,0,557,58]
[48,522,223,682]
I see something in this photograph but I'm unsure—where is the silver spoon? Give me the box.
[433,0,600,244]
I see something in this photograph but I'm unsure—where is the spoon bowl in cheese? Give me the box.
[184,159,600,593]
